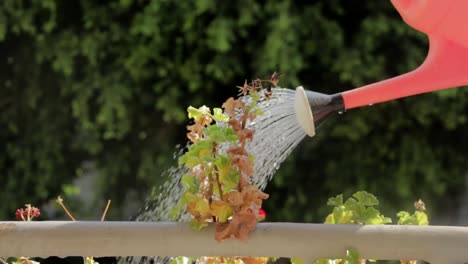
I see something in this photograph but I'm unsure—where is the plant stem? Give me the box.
[213,168,224,200]
[100,200,111,221]
[0,257,7,264]
[56,196,76,221]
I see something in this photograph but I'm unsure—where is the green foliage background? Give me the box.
[1,0,467,221]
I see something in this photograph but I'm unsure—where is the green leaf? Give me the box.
[397,211,412,225]
[169,203,183,220]
[324,213,336,224]
[179,140,213,167]
[204,125,237,142]
[414,211,429,225]
[344,248,361,264]
[215,155,231,178]
[195,198,210,214]
[291,258,304,264]
[213,107,229,122]
[85,257,99,264]
[313,259,330,264]
[210,200,233,222]
[397,211,428,225]
[352,191,379,206]
[187,105,210,120]
[181,191,198,204]
[254,108,264,116]
[181,174,199,192]
[223,170,240,192]
[331,206,353,224]
[327,194,343,206]
[189,218,208,231]
[170,256,187,264]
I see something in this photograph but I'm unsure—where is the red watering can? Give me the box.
[296,0,468,136]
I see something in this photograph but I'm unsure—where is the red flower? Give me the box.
[15,205,40,221]
[257,209,266,221]
[15,208,25,220]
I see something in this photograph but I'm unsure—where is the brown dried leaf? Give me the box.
[227,146,248,156]
[187,201,201,218]
[238,128,254,143]
[228,118,242,132]
[215,210,257,241]
[270,71,282,86]
[227,191,244,206]
[187,132,199,142]
[187,123,204,135]
[234,210,257,240]
[200,115,213,127]
[232,155,253,175]
[237,80,250,96]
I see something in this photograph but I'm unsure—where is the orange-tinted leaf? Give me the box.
[187,132,199,142]
[187,201,200,217]
[227,191,244,206]
[200,114,213,127]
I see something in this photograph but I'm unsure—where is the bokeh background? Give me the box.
[1,0,468,229]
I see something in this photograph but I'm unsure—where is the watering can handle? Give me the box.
[341,0,468,110]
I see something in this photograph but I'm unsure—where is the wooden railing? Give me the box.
[1,222,467,264]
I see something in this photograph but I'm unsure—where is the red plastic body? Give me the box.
[342,0,468,110]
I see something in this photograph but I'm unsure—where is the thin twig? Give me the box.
[56,196,76,221]
[100,200,111,221]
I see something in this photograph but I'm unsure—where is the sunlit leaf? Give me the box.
[215,155,232,179]
[211,200,233,222]
[291,258,304,264]
[213,107,229,122]
[195,198,210,214]
[187,105,211,121]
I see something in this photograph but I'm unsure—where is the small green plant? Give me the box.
[291,192,429,264]
[324,191,392,225]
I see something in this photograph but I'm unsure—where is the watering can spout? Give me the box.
[294,87,344,137]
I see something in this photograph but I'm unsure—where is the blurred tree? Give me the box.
[0,0,466,222]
